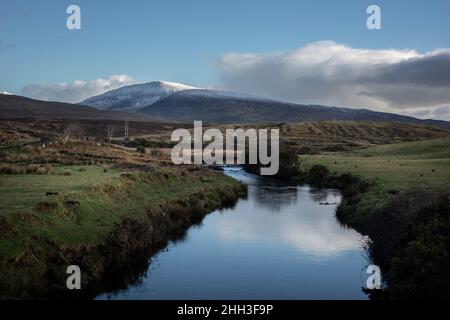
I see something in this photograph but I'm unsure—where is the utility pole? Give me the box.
[124,120,129,139]
[107,125,114,143]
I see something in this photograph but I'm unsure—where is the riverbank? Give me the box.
[300,138,450,299]
[0,164,246,298]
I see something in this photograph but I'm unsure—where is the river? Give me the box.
[97,167,370,300]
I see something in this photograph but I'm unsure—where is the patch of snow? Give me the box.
[0,91,13,95]
[81,81,198,111]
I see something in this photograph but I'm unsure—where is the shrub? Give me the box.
[137,146,146,154]
[277,146,302,178]
[243,145,302,178]
[307,164,330,186]
[385,192,450,299]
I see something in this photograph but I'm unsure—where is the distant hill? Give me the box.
[0,94,153,121]
[140,89,450,129]
[81,81,450,130]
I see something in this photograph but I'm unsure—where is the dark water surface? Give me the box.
[97,168,370,300]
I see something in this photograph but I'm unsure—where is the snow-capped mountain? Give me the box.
[81,81,197,111]
[0,91,13,95]
[81,80,278,112]
[77,80,450,129]
[2,82,449,129]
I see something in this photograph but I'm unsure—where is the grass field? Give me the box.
[0,165,240,257]
[0,166,123,216]
[302,137,450,192]
[300,137,450,228]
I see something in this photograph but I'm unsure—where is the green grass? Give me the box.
[300,137,450,227]
[0,165,241,259]
[301,137,450,193]
[0,166,122,217]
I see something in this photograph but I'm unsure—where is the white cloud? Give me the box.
[218,41,450,120]
[20,74,137,103]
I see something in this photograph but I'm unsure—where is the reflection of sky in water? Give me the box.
[98,168,370,300]
[217,186,362,258]
[219,169,364,258]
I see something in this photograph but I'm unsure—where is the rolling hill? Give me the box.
[0,94,153,121]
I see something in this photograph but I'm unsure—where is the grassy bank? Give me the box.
[300,137,450,299]
[302,137,450,189]
[0,163,246,298]
[301,138,450,226]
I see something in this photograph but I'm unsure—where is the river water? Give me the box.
[97,167,370,300]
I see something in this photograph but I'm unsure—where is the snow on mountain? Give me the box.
[81,80,279,112]
[81,81,197,111]
[176,88,277,102]
[0,91,13,95]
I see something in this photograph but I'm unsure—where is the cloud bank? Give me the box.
[218,41,450,120]
[21,74,137,103]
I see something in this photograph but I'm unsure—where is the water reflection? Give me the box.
[219,169,363,258]
[253,186,299,211]
[97,167,369,300]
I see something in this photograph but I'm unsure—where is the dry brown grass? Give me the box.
[213,121,450,153]
[0,164,51,175]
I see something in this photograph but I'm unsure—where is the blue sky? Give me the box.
[1,0,450,119]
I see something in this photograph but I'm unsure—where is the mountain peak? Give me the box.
[81,80,197,111]
[149,80,197,90]
[127,80,198,93]
[0,91,13,95]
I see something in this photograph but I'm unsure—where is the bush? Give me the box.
[243,145,302,178]
[137,146,146,154]
[385,192,450,299]
[307,164,330,186]
[277,146,302,178]
[336,173,369,197]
